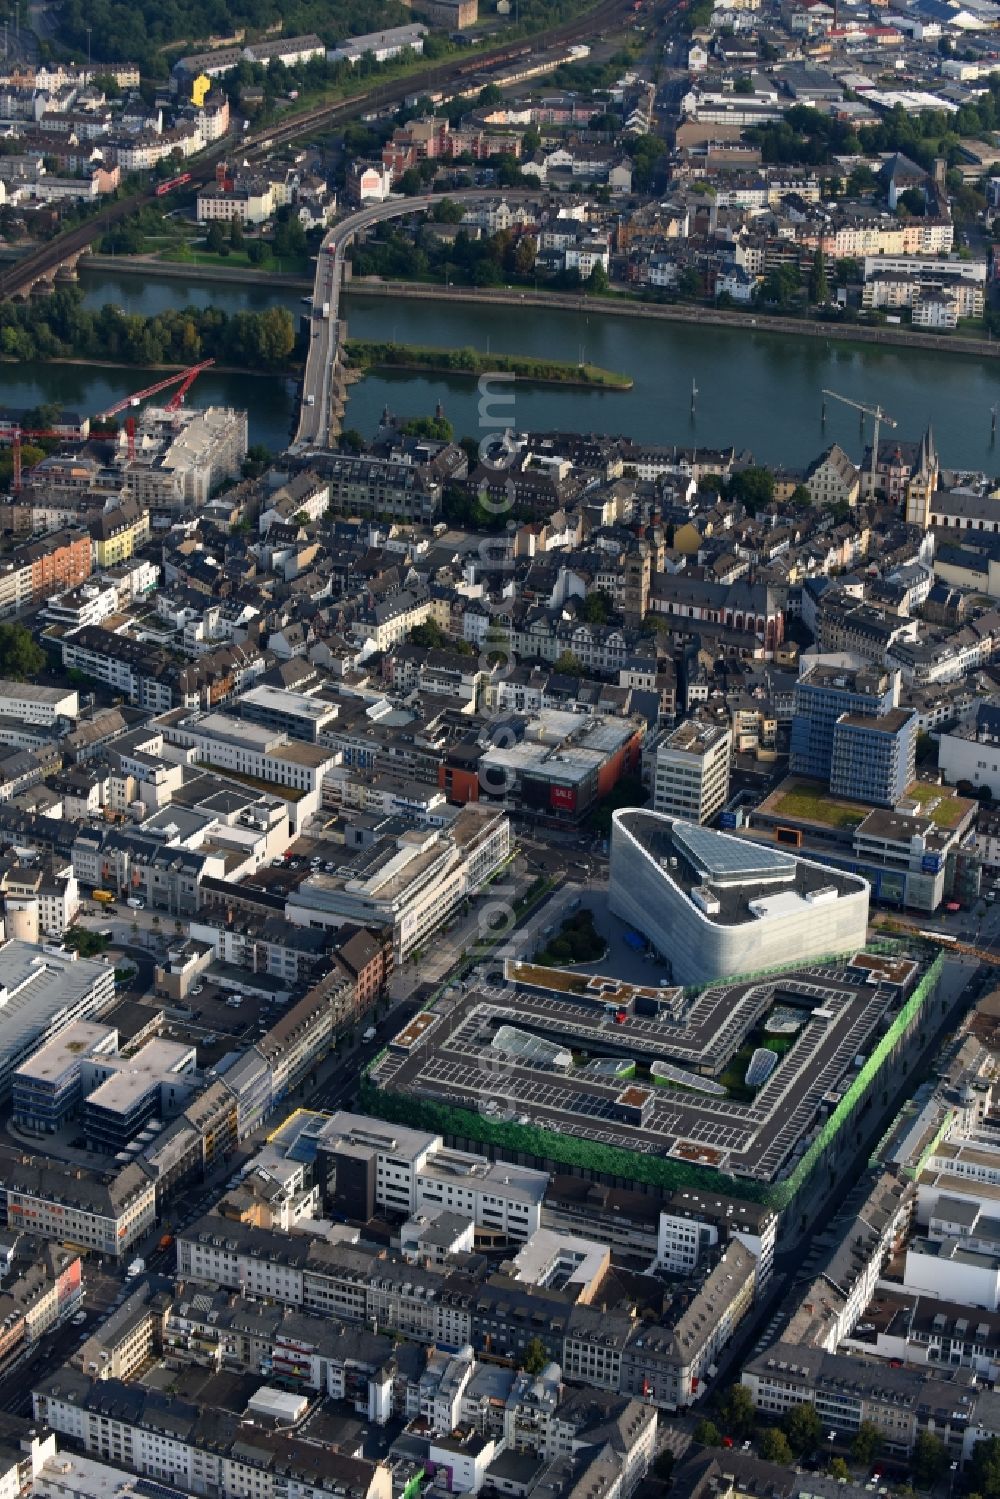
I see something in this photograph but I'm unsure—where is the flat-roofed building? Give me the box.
[237,684,340,743]
[81,1036,199,1154]
[156,707,338,797]
[830,707,918,807]
[12,1020,119,1133]
[0,940,116,1101]
[285,805,511,961]
[653,719,731,825]
[0,681,78,725]
[477,709,644,824]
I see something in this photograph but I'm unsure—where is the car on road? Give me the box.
[71,1312,87,1325]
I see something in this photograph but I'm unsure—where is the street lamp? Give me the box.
[828,1431,837,1466]
[950,1461,958,1499]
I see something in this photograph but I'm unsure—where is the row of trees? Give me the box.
[0,285,296,369]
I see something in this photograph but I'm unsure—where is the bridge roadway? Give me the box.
[292,191,530,450]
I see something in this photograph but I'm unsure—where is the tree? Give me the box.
[851,1422,884,1467]
[554,651,584,675]
[912,1431,948,1489]
[693,1420,721,1447]
[410,619,450,650]
[784,1403,823,1456]
[758,264,800,307]
[808,247,829,304]
[205,221,226,254]
[229,216,245,250]
[0,622,45,680]
[340,429,365,453]
[760,1428,794,1465]
[654,1452,675,1482]
[432,197,464,224]
[847,163,878,195]
[678,266,701,299]
[587,261,610,295]
[720,1384,757,1440]
[789,484,813,509]
[522,1337,548,1375]
[580,590,614,625]
[729,465,776,508]
[514,236,537,276]
[241,443,271,480]
[896,186,926,217]
[967,1437,1000,1499]
[398,168,423,196]
[402,414,453,443]
[829,1458,851,1482]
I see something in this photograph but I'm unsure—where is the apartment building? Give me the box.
[0,528,92,618]
[34,1368,390,1499]
[256,962,355,1104]
[743,1342,976,1458]
[123,406,247,510]
[620,1242,757,1408]
[6,1160,156,1257]
[196,180,274,225]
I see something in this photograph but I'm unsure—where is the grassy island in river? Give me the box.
[343,339,633,390]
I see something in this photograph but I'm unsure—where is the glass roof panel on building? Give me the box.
[671,822,795,884]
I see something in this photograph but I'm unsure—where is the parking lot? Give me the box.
[159,980,285,1066]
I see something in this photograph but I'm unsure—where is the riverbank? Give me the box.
[82,254,314,291]
[76,252,1000,359]
[343,338,632,390]
[7,354,289,379]
[345,277,1000,360]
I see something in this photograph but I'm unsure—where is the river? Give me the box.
[10,266,995,469]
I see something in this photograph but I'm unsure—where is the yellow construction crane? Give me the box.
[822,388,898,503]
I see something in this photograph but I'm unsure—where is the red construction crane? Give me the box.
[8,358,217,488]
[95,359,216,423]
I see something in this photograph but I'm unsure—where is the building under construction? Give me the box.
[116,405,248,512]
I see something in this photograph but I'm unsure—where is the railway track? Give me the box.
[0,0,643,301]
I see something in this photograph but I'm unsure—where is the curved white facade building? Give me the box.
[609,809,870,986]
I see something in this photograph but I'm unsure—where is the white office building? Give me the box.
[609,809,870,985]
[0,681,78,725]
[653,720,732,824]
